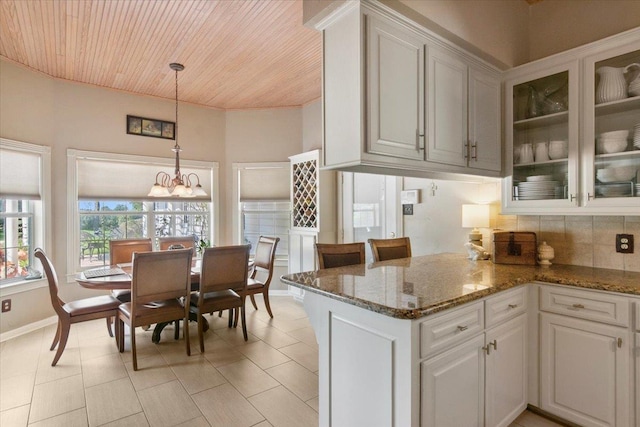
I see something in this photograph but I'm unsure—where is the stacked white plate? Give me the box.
[634,123,640,149]
[635,183,640,197]
[517,175,559,200]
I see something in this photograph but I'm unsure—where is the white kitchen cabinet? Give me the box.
[502,28,640,214]
[428,45,501,173]
[366,13,425,161]
[421,334,486,427]
[485,314,528,427]
[420,289,527,427]
[318,0,502,180]
[540,312,630,427]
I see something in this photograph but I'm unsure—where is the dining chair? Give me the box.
[35,248,121,366]
[246,236,280,318]
[368,237,412,262]
[116,248,193,370]
[108,238,153,303]
[158,236,195,251]
[191,245,251,352]
[315,242,366,270]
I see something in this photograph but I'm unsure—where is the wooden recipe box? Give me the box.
[493,231,537,265]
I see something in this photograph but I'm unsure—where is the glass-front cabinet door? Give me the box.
[503,60,579,213]
[583,43,640,209]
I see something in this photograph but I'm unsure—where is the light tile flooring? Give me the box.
[1,295,564,427]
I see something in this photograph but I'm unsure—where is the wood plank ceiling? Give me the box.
[0,0,322,110]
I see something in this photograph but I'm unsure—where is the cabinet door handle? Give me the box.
[482,344,491,355]
[587,193,595,201]
[463,141,469,159]
[570,194,577,202]
[457,325,468,332]
[508,304,518,309]
[471,142,478,161]
[489,340,497,351]
[416,129,425,150]
[618,337,623,348]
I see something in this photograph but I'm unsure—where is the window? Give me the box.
[241,201,290,258]
[0,139,51,287]
[233,163,290,259]
[79,200,211,267]
[69,149,218,271]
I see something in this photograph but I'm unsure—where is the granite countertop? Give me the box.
[280,253,640,320]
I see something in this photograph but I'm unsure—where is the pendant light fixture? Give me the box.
[148,63,206,198]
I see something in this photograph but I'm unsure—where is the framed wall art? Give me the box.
[126,115,175,140]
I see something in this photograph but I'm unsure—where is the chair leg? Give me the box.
[50,319,61,351]
[228,309,234,328]
[51,319,71,366]
[233,307,239,328]
[113,316,120,350]
[106,317,114,338]
[198,313,205,353]
[249,294,258,310]
[263,290,274,318]
[131,325,138,371]
[240,304,248,341]
[184,314,190,357]
[117,317,125,353]
[174,320,180,340]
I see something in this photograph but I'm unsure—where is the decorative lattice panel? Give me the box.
[292,159,318,229]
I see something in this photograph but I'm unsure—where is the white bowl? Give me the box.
[597,166,637,182]
[599,130,630,139]
[596,138,628,154]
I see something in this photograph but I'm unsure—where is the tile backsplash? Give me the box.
[492,215,640,272]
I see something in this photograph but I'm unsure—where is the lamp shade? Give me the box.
[461,204,490,229]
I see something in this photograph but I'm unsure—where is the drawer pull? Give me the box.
[618,338,623,348]
[508,304,518,309]
[457,325,468,332]
[568,303,585,310]
[482,344,491,355]
[489,340,497,351]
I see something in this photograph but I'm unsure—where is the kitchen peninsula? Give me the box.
[281,254,640,427]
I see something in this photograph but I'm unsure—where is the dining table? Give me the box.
[75,262,208,343]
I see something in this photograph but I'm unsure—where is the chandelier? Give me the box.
[148,63,206,198]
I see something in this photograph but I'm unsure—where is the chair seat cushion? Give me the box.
[247,278,265,290]
[191,289,241,313]
[118,299,185,324]
[112,289,131,303]
[64,295,121,317]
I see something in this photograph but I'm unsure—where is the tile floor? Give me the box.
[1,295,564,427]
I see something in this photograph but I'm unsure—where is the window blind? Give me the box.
[239,167,289,201]
[77,157,212,201]
[0,146,42,200]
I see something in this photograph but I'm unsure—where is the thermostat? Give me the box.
[401,189,420,205]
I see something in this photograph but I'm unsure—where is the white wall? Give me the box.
[0,59,303,333]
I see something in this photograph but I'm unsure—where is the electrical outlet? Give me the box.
[1,299,11,313]
[402,204,413,215]
[616,234,634,254]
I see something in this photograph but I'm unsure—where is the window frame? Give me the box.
[0,138,51,294]
[67,149,218,278]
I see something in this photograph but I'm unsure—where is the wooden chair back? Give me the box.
[368,237,412,262]
[34,248,66,318]
[131,248,193,306]
[315,242,366,270]
[199,245,250,298]
[109,238,153,265]
[251,236,280,281]
[158,236,196,251]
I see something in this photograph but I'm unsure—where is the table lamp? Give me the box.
[461,204,490,246]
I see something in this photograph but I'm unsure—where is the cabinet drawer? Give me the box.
[539,285,629,327]
[420,301,484,358]
[485,286,527,328]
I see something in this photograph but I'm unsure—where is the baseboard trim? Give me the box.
[526,404,579,427]
[0,315,57,343]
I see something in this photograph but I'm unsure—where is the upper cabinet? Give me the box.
[319,1,502,180]
[428,45,501,172]
[502,28,640,214]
